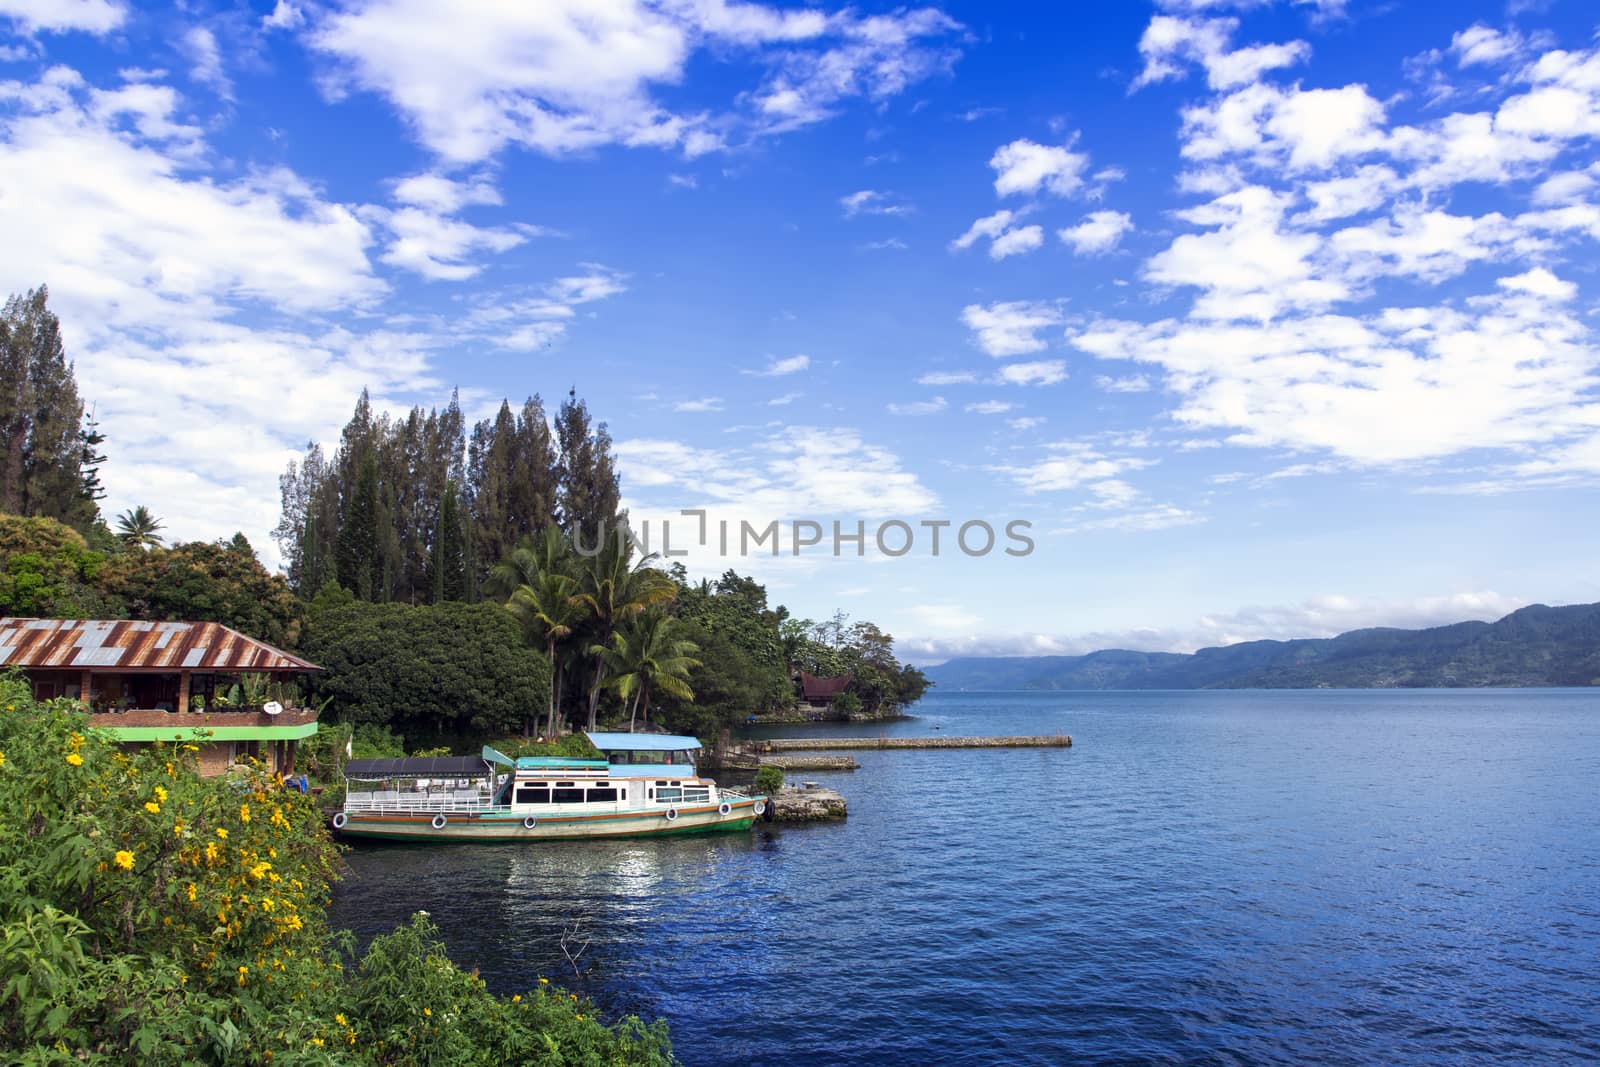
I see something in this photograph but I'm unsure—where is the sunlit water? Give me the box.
[328,690,1600,1065]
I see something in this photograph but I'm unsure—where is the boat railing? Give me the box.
[343,790,499,814]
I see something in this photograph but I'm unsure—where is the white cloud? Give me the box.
[990,137,1090,198]
[1008,415,1046,430]
[1059,210,1133,254]
[960,300,1062,357]
[964,400,1016,414]
[994,360,1067,386]
[262,1,305,31]
[744,354,810,376]
[463,266,628,349]
[768,391,802,406]
[309,1,963,163]
[990,439,1151,493]
[181,26,231,99]
[675,397,726,412]
[0,0,124,34]
[951,208,1042,259]
[887,396,947,416]
[841,189,913,217]
[917,370,979,385]
[1134,16,1309,91]
[1095,374,1151,393]
[1496,266,1576,301]
[1450,24,1528,68]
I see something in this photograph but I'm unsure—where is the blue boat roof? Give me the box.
[513,755,609,770]
[585,732,702,751]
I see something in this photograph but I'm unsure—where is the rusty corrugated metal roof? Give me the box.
[0,619,321,673]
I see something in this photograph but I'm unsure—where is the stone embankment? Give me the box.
[771,784,847,822]
[757,734,1072,751]
[706,751,859,771]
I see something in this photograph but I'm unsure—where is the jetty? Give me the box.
[756,734,1071,751]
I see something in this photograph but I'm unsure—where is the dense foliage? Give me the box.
[99,534,303,648]
[0,681,675,1064]
[0,515,299,642]
[925,603,1600,690]
[300,586,552,746]
[0,515,118,618]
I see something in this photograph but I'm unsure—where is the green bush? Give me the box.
[0,677,675,1065]
[753,765,784,798]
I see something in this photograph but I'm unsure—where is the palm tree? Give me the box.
[596,611,700,732]
[115,505,165,549]
[495,529,587,739]
[507,570,586,739]
[575,539,677,731]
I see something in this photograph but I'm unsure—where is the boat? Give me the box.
[331,732,769,842]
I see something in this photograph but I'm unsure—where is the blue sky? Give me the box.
[3,0,1599,662]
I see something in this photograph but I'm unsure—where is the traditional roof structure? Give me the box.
[799,672,851,702]
[0,618,320,673]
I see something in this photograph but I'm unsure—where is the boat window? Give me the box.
[552,788,585,803]
[648,789,654,800]
[516,788,550,804]
[657,787,683,802]
[587,788,618,802]
[555,781,575,788]
[655,780,669,786]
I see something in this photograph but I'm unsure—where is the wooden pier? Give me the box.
[756,734,1071,751]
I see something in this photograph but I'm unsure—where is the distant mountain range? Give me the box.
[924,603,1600,690]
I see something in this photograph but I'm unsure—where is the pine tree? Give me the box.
[555,389,621,545]
[336,450,381,600]
[430,480,467,603]
[0,286,101,531]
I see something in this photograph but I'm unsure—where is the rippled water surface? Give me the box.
[328,690,1600,1065]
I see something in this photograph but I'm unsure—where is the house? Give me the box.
[797,671,851,711]
[0,617,323,777]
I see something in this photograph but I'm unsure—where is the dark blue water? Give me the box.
[327,690,1600,1065]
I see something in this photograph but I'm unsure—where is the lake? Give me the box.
[327,689,1600,1065]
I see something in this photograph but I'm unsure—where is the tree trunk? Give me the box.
[640,683,651,729]
[544,637,557,740]
[549,662,564,740]
[587,661,607,731]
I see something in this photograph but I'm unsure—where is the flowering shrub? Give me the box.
[0,678,675,1066]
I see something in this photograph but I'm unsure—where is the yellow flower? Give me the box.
[145,801,161,815]
[311,1038,324,1047]
[538,977,549,985]
[155,786,169,802]
[113,850,135,870]
[576,1014,584,1021]
[423,1008,431,1017]
[335,1014,347,1026]
[0,751,6,767]
[215,828,228,839]
[186,884,198,903]
[511,995,521,1003]
[182,744,198,752]
[239,804,251,824]
[65,752,84,767]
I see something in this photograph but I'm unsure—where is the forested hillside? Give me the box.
[926,603,1600,690]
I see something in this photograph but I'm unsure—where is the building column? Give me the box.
[177,671,190,714]
[79,670,92,708]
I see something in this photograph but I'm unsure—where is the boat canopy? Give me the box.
[344,756,490,781]
[585,732,702,751]
[585,731,703,776]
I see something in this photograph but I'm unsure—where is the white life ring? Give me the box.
[753,800,766,816]
[522,816,538,830]
[664,807,679,822]
[717,802,732,816]
[430,813,448,830]
[331,811,347,829]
